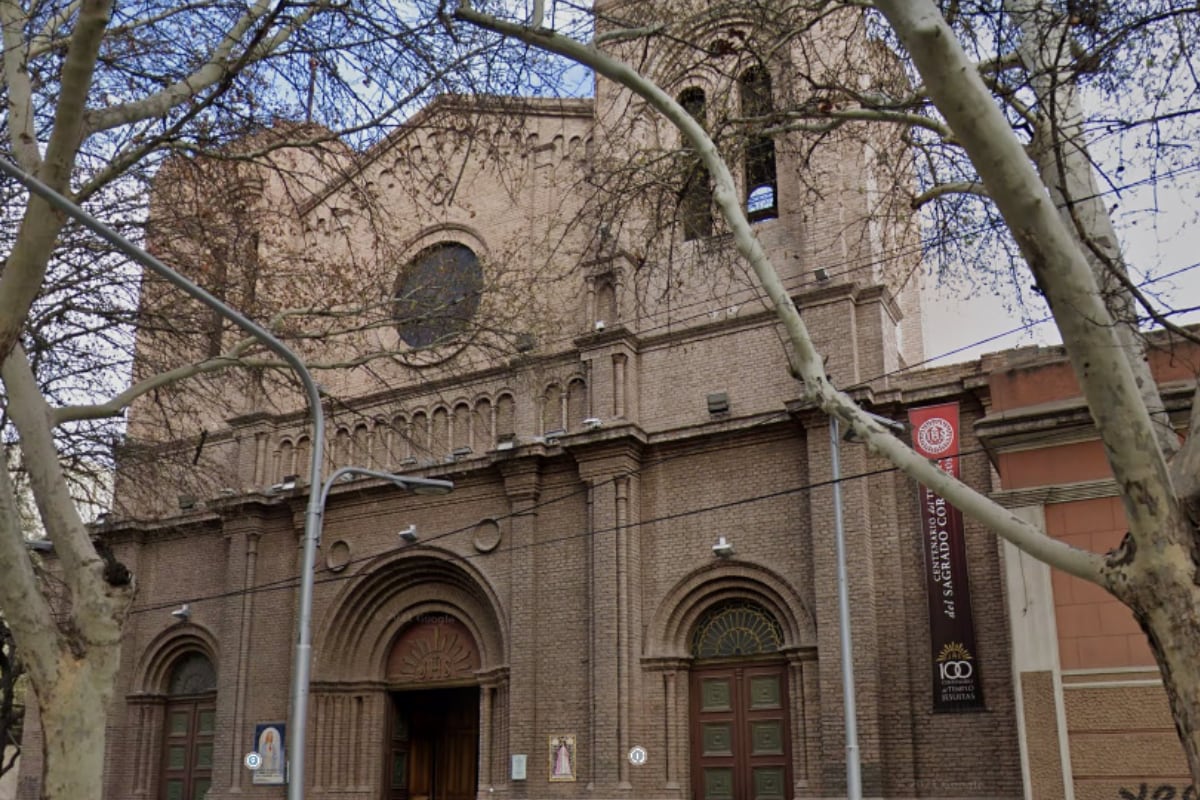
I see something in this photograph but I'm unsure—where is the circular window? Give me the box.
[394,242,483,348]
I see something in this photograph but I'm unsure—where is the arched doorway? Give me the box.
[385,616,480,800]
[689,600,793,800]
[159,652,217,800]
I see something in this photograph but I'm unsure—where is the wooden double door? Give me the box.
[690,663,792,800]
[159,695,215,800]
[387,687,479,800]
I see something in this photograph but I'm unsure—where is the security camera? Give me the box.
[171,604,191,622]
[594,320,606,331]
[582,417,602,430]
[712,536,734,558]
[269,474,298,493]
[398,524,418,543]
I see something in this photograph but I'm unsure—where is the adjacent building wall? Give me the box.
[982,342,1200,800]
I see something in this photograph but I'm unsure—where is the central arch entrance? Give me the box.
[385,616,481,800]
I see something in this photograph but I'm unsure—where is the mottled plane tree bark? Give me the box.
[0,619,21,780]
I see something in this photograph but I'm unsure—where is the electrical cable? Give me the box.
[130,441,992,614]
[124,267,1200,614]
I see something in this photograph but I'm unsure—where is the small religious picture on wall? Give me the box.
[252,722,286,785]
[548,734,576,782]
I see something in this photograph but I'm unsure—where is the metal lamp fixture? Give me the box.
[318,467,453,514]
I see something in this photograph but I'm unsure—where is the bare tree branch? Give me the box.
[0,0,113,363]
[911,180,987,208]
[1,346,129,646]
[2,1,43,169]
[455,2,1108,585]
[83,0,327,134]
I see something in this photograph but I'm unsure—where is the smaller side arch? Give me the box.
[452,401,472,451]
[431,406,451,454]
[472,397,494,450]
[541,383,564,434]
[566,377,588,431]
[133,623,220,696]
[275,439,294,483]
[495,393,516,439]
[647,560,815,659]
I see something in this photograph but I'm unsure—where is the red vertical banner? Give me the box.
[908,402,985,712]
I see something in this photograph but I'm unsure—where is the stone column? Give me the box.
[801,655,822,796]
[128,695,166,799]
[642,657,688,795]
[480,682,494,788]
[500,460,541,793]
[576,440,643,792]
[477,666,510,795]
[227,530,260,794]
[309,687,382,793]
[785,648,820,797]
[1003,506,1073,800]
[220,507,267,796]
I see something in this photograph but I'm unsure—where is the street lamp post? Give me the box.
[0,158,327,800]
[829,416,863,800]
[830,410,905,800]
[292,466,452,784]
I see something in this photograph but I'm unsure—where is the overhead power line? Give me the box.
[125,267,1200,616]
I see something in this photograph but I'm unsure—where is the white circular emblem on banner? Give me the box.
[244,752,262,770]
[917,417,955,455]
[628,746,648,766]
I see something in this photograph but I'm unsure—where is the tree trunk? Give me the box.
[35,644,122,800]
[1130,553,1200,785]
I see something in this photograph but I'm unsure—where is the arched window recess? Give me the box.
[690,598,784,660]
[678,87,714,241]
[738,66,778,222]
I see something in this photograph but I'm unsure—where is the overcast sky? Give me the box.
[921,165,1200,367]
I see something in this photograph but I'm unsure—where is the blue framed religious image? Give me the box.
[252,722,287,785]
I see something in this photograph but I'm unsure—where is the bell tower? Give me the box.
[589,0,925,384]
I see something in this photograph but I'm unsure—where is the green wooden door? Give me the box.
[160,697,215,800]
[690,665,791,800]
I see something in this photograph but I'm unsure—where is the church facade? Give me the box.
[15,4,1040,800]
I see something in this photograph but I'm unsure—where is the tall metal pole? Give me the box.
[830,416,863,800]
[0,159,325,800]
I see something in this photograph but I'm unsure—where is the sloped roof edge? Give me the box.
[299,93,595,216]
